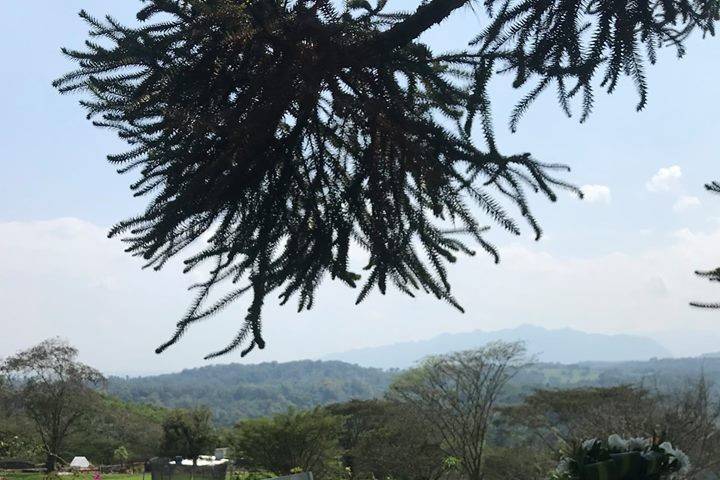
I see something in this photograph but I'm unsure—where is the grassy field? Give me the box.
[0,473,147,480]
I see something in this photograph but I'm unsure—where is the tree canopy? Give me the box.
[389,341,528,480]
[326,399,447,480]
[0,338,106,471]
[161,406,217,464]
[231,408,344,479]
[55,0,719,357]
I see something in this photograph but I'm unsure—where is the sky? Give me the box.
[1,1,719,375]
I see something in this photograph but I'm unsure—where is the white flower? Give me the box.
[555,458,572,475]
[659,441,675,455]
[608,434,629,451]
[672,448,691,476]
[626,437,650,451]
[660,442,692,478]
[582,438,599,451]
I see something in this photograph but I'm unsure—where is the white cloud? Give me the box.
[2,218,720,373]
[0,218,195,374]
[646,165,682,192]
[673,195,701,212]
[581,184,611,204]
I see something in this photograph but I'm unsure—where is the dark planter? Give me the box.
[640,451,664,480]
[580,452,665,480]
[579,460,619,480]
[610,452,643,480]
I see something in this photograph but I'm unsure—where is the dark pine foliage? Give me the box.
[54,0,719,358]
[691,181,720,309]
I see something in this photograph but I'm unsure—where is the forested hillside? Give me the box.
[516,357,720,390]
[107,360,394,426]
[105,357,720,427]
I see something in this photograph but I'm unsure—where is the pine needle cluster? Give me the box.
[54,0,719,357]
[691,181,720,309]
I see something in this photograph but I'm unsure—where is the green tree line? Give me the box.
[3,339,719,479]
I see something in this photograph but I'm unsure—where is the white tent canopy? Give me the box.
[170,455,229,466]
[70,457,91,469]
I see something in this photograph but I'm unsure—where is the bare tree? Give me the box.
[0,338,105,471]
[506,378,720,479]
[662,374,720,479]
[389,341,528,480]
[505,385,659,450]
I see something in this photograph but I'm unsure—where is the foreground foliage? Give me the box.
[54,0,719,357]
[552,436,690,480]
[508,378,720,479]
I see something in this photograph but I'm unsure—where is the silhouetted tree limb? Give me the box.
[691,181,720,309]
[54,0,719,357]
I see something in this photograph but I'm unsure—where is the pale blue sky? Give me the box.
[1,2,719,374]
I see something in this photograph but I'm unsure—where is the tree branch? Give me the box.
[376,0,470,50]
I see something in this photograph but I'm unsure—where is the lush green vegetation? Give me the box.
[223,360,719,480]
[159,407,216,465]
[0,340,168,467]
[107,361,394,426]
[0,392,167,466]
[105,357,720,427]
[4,340,720,480]
[232,409,344,479]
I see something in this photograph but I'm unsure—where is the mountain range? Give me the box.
[323,325,673,369]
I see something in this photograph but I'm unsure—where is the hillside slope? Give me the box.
[106,353,720,428]
[107,360,395,426]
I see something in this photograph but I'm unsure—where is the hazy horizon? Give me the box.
[9,323,719,378]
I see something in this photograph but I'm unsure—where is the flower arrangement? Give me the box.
[551,434,691,480]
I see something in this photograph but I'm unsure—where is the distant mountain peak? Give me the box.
[323,325,672,369]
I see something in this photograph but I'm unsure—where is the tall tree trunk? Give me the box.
[468,465,483,480]
[46,453,56,472]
